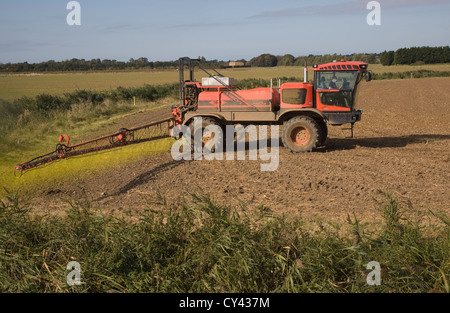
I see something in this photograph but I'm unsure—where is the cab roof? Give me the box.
[314,61,368,71]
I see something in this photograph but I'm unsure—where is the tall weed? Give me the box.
[0,192,448,293]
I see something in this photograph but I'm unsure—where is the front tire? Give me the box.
[282,116,320,152]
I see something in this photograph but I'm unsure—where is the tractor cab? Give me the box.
[313,61,371,113]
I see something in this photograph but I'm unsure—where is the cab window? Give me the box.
[316,71,358,90]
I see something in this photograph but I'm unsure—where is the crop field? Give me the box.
[8,76,447,222]
[0,66,449,293]
[1,65,449,219]
[2,63,450,100]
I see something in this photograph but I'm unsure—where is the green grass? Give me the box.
[372,69,450,80]
[0,191,448,293]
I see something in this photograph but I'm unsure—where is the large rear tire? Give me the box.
[282,116,320,152]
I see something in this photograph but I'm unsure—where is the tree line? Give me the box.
[1,46,449,72]
[0,57,233,73]
[380,46,450,66]
[0,57,186,73]
[0,54,377,73]
[248,53,378,67]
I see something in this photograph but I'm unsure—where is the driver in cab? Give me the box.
[328,76,338,89]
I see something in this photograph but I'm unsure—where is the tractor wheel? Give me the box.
[282,116,320,153]
[316,119,328,147]
[188,117,223,154]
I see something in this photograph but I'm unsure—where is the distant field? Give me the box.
[1,63,450,100]
[0,71,178,100]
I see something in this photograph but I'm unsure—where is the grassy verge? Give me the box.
[0,83,178,134]
[0,191,448,293]
[372,69,450,80]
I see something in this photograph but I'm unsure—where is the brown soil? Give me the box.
[25,78,450,224]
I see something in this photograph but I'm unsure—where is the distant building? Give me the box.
[229,61,245,68]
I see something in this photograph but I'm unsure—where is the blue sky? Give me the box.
[1,0,449,63]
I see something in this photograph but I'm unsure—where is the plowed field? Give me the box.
[26,78,450,223]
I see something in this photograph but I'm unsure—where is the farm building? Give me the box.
[228,61,245,67]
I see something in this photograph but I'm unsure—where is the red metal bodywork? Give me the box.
[279,82,313,109]
[193,81,316,112]
[314,61,367,71]
[180,60,367,116]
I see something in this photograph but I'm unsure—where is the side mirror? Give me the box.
[366,71,372,82]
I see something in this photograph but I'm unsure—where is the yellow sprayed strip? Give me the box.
[0,137,175,198]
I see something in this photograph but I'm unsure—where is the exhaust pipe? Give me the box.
[304,58,308,83]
